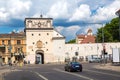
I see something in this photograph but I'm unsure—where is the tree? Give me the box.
[67,39,76,43]
[96,17,119,42]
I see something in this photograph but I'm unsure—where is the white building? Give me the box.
[25,17,120,64]
[65,43,120,61]
[25,17,65,64]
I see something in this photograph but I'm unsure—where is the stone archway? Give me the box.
[35,50,44,64]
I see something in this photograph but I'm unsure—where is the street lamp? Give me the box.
[102,24,107,65]
[65,52,70,62]
[115,9,120,41]
[8,35,12,66]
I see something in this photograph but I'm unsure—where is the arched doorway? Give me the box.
[35,50,44,64]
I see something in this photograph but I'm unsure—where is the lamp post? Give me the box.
[8,35,12,66]
[65,52,70,62]
[75,51,78,61]
[102,24,106,65]
[115,9,120,41]
[96,34,99,58]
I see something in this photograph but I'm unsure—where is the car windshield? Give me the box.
[71,62,80,65]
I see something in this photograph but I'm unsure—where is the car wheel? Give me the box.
[65,68,67,71]
[80,69,82,72]
[68,68,71,72]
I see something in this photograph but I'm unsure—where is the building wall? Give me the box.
[25,18,66,64]
[26,29,54,64]
[25,30,66,64]
[25,18,55,64]
[53,39,65,62]
[25,17,120,63]
[0,35,26,64]
[65,43,120,61]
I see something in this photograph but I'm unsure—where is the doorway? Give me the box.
[36,53,44,64]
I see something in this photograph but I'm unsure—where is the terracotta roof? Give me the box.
[77,35,95,44]
[77,34,85,38]
[81,35,95,44]
[0,33,25,38]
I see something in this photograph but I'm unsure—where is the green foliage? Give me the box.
[96,17,119,42]
[67,39,76,43]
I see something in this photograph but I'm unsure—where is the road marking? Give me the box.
[54,68,94,80]
[12,70,48,80]
[34,72,48,80]
[84,69,120,77]
[28,71,48,80]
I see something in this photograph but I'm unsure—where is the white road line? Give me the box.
[29,71,48,80]
[15,70,48,80]
[34,72,48,80]
[84,69,120,78]
[54,68,94,80]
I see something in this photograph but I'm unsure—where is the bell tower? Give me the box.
[87,28,93,36]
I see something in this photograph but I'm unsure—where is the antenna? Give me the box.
[40,9,43,18]
[40,14,43,18]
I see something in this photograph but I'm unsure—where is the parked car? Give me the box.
[64,62,82,72]
[89,58,102,63]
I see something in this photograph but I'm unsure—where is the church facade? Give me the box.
[25,17,65,64]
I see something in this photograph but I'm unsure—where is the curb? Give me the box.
[94,63,120,72]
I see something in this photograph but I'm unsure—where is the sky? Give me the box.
[0,0,120,42]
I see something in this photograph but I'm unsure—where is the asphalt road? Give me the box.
[3,63,120,80]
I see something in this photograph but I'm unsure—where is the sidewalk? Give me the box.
[94,63,120,72]
[0,69,10,80]
[0,65,16,80]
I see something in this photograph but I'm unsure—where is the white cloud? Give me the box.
[17,27,25,33]
[55,25,81,38]
[69,4,91,22]
[68,0,120,23]
[8,0,32,19]
[0,8,9,21]
[55,26,64,32]
[0,0,32,21]
[47,0,69,19]
[0,0,119,23]
[1,0,120,41]
[92,0,120,22]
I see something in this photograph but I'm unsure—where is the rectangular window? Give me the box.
[8,40,11,45]
[0,47,5,53]
[17,40,21,45]
[18,48,21,53]
[2,40,4,45]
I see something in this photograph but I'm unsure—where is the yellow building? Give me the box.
[0,32,26,64]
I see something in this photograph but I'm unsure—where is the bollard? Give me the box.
[0,74,2,80]
[0,73,5,80]
[19,62,23,67]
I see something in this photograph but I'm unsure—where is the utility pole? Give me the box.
[8,34,12,66]
[96,34,99,58]
[115,9,120,41]
[102,24,106,65]
[102,25,104,43]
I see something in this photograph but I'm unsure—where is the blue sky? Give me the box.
[0,0,120,42]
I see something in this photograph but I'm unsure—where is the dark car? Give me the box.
[64,62,82,72]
